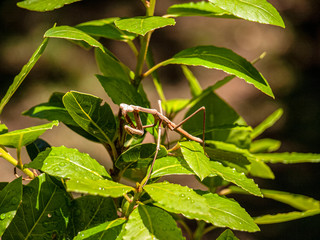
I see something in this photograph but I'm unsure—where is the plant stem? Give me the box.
[177,219,192,239]
[193,221,206,240]
[125,191,142,218]
[142,59,171,79]
[0,147,35,179]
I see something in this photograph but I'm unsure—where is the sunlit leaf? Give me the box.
[0,38,48,114]
[209,0,285,27]
[181,65,202,97]
[250,138,281,153]
[255,152,320,164]
[115,17,175,36]
[17,0,81,12]
[216,229,239,240]
[26,138,51,160]
[0,121,58,148]
[26,146,111,180]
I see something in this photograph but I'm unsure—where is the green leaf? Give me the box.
[144,182,259,232]
[95,48,131,82]
[251,108,283,139]
[0,121,58,148]
[115,16,176,36]
[165,46,274,98]
[206,140,275,179]
[255,152,320,164]
[216,229,239,240]
[250,138,281,153]
[26,146,111,180]
[209,0,285,28]
[44,26,105,52]
[17,0,81,11]
[97,75,145,106]
[167,1,236,18]
[0,124,8,135]
[209,161,262,197]
[0,38,48,114]
[163,99,189,115]
[122,205,184,240]
[74,218,126,240]
[63,91,116,144]
[181,65,202,97]
[150,156,195,179]
[254,209,320,225]
[23,92,99,142]
[3,174,70,240]
[68,195,118,238]
[76,18,136,41]
[66,178,134,198]
[116,143,167,170]
[26,138,51,160]
[179,141,212,180]
[184,91,251,148]
[0,178,22,237]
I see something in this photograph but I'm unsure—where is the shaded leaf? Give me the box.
[165,46,274,97]
[163,99,189,115]
[250,138,281,153]
[209,0,285,27]
[63,91,116,143]
[66,178,134,198]
[254,209,320,225]
[209,161,262,196]
[179,141,212,180]
[0,124,8,135]
[95,48,131,82]
[151,156,194,179]
[3,174,70,240]
[115,16,175,36]
[181,65,202,97]
[74,218,126,240]
[76,18,136,41]
[44,26,105,52]
[217,229,239,240]
[116,143,167,170]
[251,108,283,139]
[255,152,320,164]
[26,138,50,161]
[0,38,48,114]
[122,205,184,240]
[167,1,236,18]
[184,91,251,149]
[23,92,99,142]
[144,182,259,232]
[67,195,118,238]
[17,0,81,12]
[0,178,22,237]
[0,121,58,148]
[26,146,111,180]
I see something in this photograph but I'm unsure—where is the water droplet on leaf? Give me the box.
[54,167,60,171]
[59,162,66,167]
[0,213,6,220]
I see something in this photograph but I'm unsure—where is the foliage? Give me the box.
[0,0,319,239]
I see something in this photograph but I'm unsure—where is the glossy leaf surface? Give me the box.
[116,143,167,170]
[68,195,118,238]
[115,16,175,36]
[74,218,125,240]
[251,108,283,139]
[151,156,194,179]
[0,38,48,114]
[66,178,134,198]
[0,178,22,237]
[3,174,70,240]
[166,46,274,97]
[17,0,81,11]
[0,121,58,148]
[63,91,116,143]
[209,0,285,27]
[179,141,212,180]
[209,161,262,196]
[122,205,184,240]
[26,146,111,180]
[77,18,136,41]
[44,26,105,52]
[217,229,239,240]
[144,182,259,232]
[167,1,236,18]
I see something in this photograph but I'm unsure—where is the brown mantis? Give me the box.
[120,100,206,187]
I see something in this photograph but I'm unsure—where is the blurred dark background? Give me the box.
[0,0,319,239]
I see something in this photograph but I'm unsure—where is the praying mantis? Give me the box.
[120,101,206,187]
